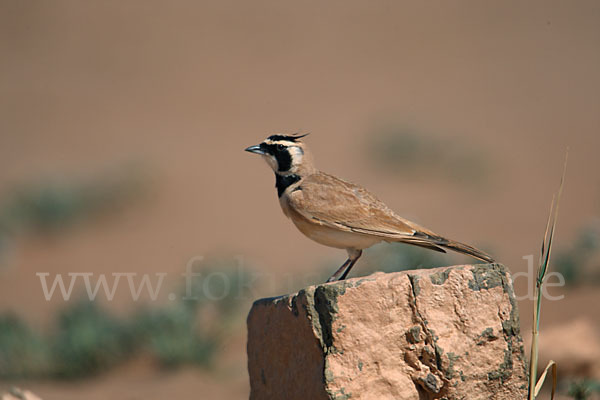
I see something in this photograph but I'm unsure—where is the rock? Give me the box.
[1,388,42,400]
[247,264,527,400]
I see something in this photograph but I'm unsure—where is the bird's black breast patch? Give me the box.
[275,174,301,197]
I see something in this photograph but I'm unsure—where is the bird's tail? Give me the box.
[405,232,495,263]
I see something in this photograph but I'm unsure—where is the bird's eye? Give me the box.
[277,144,285,151]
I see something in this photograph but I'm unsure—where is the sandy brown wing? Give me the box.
[287,172,418,237]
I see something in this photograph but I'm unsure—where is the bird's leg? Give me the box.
[326,258,352,283]
[339,249,362,281]
[325,249,363,283]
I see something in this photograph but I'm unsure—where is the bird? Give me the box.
[245,133,494,283]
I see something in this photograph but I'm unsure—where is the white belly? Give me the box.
[294,219,382,250]
[280,201,381,250]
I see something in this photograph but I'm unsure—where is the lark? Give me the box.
[245,134,494,282]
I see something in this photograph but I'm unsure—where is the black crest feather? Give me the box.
[267,133,310,142]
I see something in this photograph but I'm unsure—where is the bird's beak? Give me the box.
[245,144,266,155]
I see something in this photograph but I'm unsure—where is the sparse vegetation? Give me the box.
[0,168,149,268]
[554,221,600,285]
[0,315,50,378]
[0,265,250,379]
[133,262,250,368]
[0,169,147,235]
[566,379,600,400]
[363,242,454,274]
[52,301,134,378]
[361,239,494,276]
[134,303,218,368]
[366,124,491,186]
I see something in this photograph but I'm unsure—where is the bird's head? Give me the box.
[245,133,314,176]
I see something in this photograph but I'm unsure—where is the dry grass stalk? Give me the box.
[528,151,568,400]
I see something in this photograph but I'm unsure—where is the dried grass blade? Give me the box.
[534,360,557,399]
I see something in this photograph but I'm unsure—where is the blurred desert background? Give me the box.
[1,0,599,399]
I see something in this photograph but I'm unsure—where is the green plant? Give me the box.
[133,304,217,368]
[0,170,149,270]
[0,302,137,379]
[51,300,133,378]
[568,381,591,400]
[567,380,600,400]
[0,263,251,379]
[528,153,567,400]
[554,222,600,285]
[0,172,147,234]
[0,314,50,378]
[133,263,251,367]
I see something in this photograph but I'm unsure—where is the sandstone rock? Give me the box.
[247,264,527,400]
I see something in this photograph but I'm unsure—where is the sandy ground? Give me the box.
[1,0,599,398]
